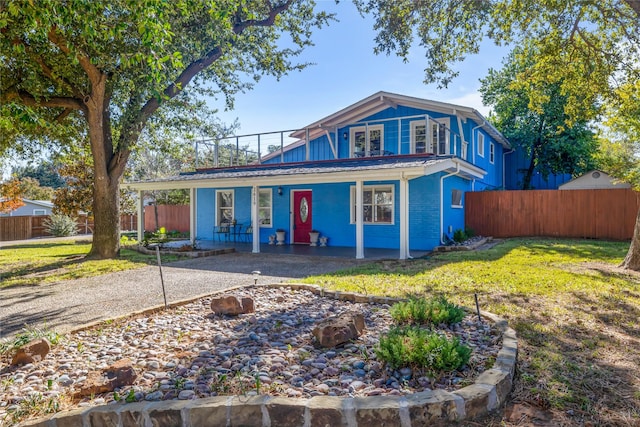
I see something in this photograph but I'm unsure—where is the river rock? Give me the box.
[11,338,51,366]
[312,311,365,348]
[210,296,255,315]
[75,358,137,397]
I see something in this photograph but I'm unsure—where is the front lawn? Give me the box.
[0,240,180,289]
[302,238,640,426]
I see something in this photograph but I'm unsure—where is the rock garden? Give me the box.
[1,285,506,426]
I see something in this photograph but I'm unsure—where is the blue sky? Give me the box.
[212,1,510,136]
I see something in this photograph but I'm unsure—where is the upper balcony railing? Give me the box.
[193,113,468,170]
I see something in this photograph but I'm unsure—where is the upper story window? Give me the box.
[259,189,272,227]
[350,185,394,224]
[461,141,468,160]
[411,119,449,155]
[216,190,234,225]
[477,132,485,157]
[33,209,46,215]
[490,142,495,164]
[351,125,383,157]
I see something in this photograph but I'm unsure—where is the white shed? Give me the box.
[559,170,631,190]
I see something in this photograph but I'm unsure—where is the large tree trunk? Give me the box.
[621,202,640,271]
[522,150,536,190]
[84,73,128,259]
[89,177,121,259]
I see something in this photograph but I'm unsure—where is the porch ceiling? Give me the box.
[126,157,485,191]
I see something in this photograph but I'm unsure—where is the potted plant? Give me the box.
[309,230,320,246]
[268,234,276,245]
[275,229,286,245]
[319,235,328,247]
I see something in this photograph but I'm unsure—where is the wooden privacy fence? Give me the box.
[144,205,190,233]
[465,188,638,241]
[0,214,139,242]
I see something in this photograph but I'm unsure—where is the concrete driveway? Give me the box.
[0,252,363,339]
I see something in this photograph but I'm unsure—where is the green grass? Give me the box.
[302,238,640,425]
[0,240,181,289]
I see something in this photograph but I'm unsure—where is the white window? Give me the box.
[350,125,384,157]
[216,190,234,225]
[477,132,485,157]
[33,209,46,215]
[461,141,468,160]
[410,119,449,155]
[451,189,463,208]
[350,185,394,224]
[259,189,272,227]
[490,142,495,164]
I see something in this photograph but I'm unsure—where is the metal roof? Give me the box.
[126,155,486,191]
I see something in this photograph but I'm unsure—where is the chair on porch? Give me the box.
[214,223,231,241]
[240,225,253,243]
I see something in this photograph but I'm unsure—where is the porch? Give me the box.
[168,240,430,260]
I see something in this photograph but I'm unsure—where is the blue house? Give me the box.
[129,92,510,259]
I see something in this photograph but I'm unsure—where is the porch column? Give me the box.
[355,180,364,259]
[399,176,409,260]
[136,190,144,243]
[189,188,197,245]
[252,185,260,253]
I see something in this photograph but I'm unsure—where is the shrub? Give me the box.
[375,326,472,371]
[43,214,78,237]
[452,228,467,243]
[390,296,466,326]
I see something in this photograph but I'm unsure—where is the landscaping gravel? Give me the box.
[0,286,503,425]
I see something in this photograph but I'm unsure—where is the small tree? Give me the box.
[0,178,25,213]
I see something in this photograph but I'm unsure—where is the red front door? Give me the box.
[293,191,312,243]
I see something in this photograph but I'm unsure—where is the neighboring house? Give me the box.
[128,91,510,259]
[558,170,631,190]
[0,199,53,217]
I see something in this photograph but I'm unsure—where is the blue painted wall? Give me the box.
[504,146,572,190]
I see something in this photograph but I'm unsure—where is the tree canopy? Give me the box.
[0,0,330,258]
[356,0,640,123]
[480,46,598,189]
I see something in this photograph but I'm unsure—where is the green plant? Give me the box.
[375,326,472,372]
[0,325,61,355]
[390,296,466,326]
[125,389,136,403]
[43,213,78,237]
[452,228,467,243]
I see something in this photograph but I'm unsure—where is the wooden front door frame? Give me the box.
[290,189,313,244]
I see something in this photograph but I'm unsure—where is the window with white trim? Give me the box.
[350,185,394,224]
[350,125,384,157]
[490,142,495,164]
[410,119,449,155]
[216,190,234,225]
[33,209,46,215]
[451,189,463,208]
[259,189,272,227]
[477,132,485,157]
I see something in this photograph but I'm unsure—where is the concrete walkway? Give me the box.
[0,252,364,340]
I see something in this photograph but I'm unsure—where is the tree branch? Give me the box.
[47,27,102,84]
[2,89,84,111]
[121,0,294,155]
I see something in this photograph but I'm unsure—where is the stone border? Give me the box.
[432,236,493,253]
[132,245,235,258]
[21,284,517,427]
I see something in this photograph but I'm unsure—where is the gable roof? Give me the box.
[0,198,53,209]
[290,91,510,148]
[558,170,631,190]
